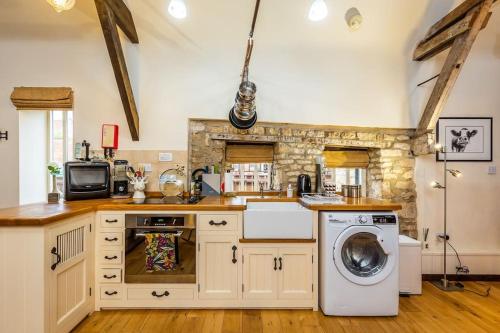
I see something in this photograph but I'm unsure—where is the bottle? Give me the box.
[287,184,293,198]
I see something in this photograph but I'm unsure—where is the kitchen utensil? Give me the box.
[159,166,185,197]
[228,0,261,130]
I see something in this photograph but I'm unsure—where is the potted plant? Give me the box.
[47,162,62,203]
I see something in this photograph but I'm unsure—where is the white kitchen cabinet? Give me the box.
[48,216,94,333]
[242,248,278,300]
[0,213,94,333]
[277,247,313,300]
[242,246,313,302]
[198,234,239,300]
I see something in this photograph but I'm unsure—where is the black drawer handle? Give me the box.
[152,291,170,298]
[232,245,237,264]
[209,220,227,226]
[278,257,283,271]
[105,255,118,260]
[50,247,61,271]
[105,237,119,242]
[105,219,118,223]
[274,257,278,271]
[105,291,118,296]
[103,274,117,279]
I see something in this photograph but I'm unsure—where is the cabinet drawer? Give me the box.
[198,214,237,232]
[99,232,123,246]
[100,286,122,300]
[100,250,122,265]
[98,268,122,284]
[100,214,124,228]
[127,287,194,301]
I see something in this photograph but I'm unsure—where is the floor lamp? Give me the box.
[431,143,464,291]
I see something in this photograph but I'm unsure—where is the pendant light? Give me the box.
[308,0,328,22]
[168,0,187,19]
[229,0,261,130]
[46,0,76,13]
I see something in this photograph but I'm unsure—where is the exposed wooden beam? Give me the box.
[417,0,493,133]
[95,0,139,140]
[414,11,476,61]
[414,7,492,61]
[423,0,496,42]
[103,0,139,43]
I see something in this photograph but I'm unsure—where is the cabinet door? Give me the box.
[278,247,313,300]
[198,234,238,300]
[242,248,278,300]
[49,215,93,333]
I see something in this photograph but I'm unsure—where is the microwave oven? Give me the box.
[64,161,111,201]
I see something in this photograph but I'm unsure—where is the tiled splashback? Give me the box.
[91,150,188,192]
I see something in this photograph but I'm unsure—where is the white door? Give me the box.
[49,215,93,333]
[198,234,238,299]
[242,248,278,300]
[277,247,313,300]
[333,225,396,286]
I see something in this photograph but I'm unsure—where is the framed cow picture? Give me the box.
[436,117,493,162]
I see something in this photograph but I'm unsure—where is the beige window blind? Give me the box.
[225,143,274,163]
[323,150,369,168]
[10,87,73,110]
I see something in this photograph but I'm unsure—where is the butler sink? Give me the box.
[244,202,313,239]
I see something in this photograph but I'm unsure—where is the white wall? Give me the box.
[19,111,48,205]
[413,2,500,274]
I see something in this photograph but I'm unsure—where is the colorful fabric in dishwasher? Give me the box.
[144,233,177,272]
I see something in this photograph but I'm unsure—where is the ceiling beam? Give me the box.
[95,0,139,140]
[414,11,476,61]
[103,0,139,43]
[423,0,496,42]
[417,0,493,134]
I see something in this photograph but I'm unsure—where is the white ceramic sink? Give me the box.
[244,202,313,239]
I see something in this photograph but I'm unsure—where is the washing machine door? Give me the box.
[333,225,396,286]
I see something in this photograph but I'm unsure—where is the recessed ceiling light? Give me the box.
[168,0,187,19]
[308,0,328,22]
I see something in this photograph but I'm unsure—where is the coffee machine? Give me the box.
[112,160,129,197]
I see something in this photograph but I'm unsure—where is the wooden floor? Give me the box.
[73,282,500,333]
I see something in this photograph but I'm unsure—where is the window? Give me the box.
[225,143,275,192]
[49,111,74,190]
[230,163,273,192]
[18,110,73,204]
[322,148,369,196]
[324,167,367,195]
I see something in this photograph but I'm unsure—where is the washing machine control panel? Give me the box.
[372,215,397,224]
[357,215,369,224]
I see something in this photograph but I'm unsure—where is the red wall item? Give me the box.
[102,124,119,149]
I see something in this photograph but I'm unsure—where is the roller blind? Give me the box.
[11,87,73,110]
[225,144,274,163]
[323,150,369,168]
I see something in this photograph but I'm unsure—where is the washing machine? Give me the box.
[319,211,399,316]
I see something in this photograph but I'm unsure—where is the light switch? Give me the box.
[488,166,496,175]
[159,152,173,162]
[139,163,152,172]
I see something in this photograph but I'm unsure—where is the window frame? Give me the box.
[47,110,73,192]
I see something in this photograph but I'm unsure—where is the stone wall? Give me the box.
[189,119,418,237]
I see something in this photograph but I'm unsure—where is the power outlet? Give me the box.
[159,152,173,162]
[488,166,496,175]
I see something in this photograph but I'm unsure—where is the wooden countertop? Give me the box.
[0,196,400,227]
[300,197,403,211]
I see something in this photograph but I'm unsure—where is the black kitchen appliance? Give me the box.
[297,174,311,197]
[64,161,111,201]
[112,160,129,196]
